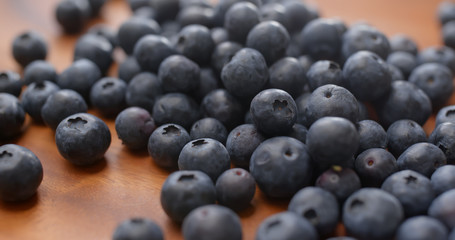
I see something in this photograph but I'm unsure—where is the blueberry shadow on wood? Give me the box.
[63,157,108,174]
[0,193,39,212]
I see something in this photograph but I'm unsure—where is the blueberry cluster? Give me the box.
[2,0,455,239]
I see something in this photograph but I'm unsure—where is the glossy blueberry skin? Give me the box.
[87,24,118,48]
[125,72,162,114]
[55,0,91,34]
[390,34,419,55]
[306,60,343,92]
[117,17,161,55]
[117,57,141,83]
[397,142,447,177]
[356,120,387,154]
[148,124,190,169]
[178,138,230,182]
[268,57,306,98]
[21,81,60,122]
[375,81,432,128]
[307,117,359,170]
[182,205,242,240]
[212,0,261,27]
[355,148,398,187]
[386,51,417,79]
[386,119,427,158]
[160,170,216,223]
[435,105,455,126]
[221,48,269,99]
[200,89,244,130]
[133,34,176,73]
[190,118,227,144]
[396,216,448,240]
[152,93,200,130]
[246,21,290,65]
[0,144,43,202]
[381,170,435,217]
[57,59,101,102]
[192,68,221,102]
[41,89,88,130]
[430,122,455,164]
[174,24,215,66]
[55,113,111,166]
[211,41,242,75]
[417,46,455,74]
[90,77,127,117]
[215,168,255,210]
[282,1,312,34]
[12,30,47,67]
[224,2,260,44]
[226,124,265,169]
[303,84,359,127]
[23,60,57,85]
[112,218,163,240]
[431,165,455,196]
[250,137,313,198]
[74,34,113,75]
[315,166,361,203]
[341,25,391,60]
[299,18,342,61]
[342,51,392,102]
[288,187,339,236]
[429,189,455,229]
[0,93,25,139]
[115,107,155,150]
[0,71,22,97]
[177,5,214,28]
[255,212,319,240]
[343,188,404,240]
[158,55,200,93]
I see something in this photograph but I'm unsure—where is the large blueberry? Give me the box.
[396,216,448,240]
[386,119,427,158]
[429,189,455,229]
[356,120,388,154]
[306,60,343,92]
[299,18,343,61]
[226,124,265,169]
[152,93,200,130]
[0,93,26,139]
[397,142,447,177]
[117,17,161,55]
[0,70,22,97]
[431,165,455,196]
[315,166,361,204]
[21,81,60,123]
[148,124,190,169]
[224,2,260,44]
[125,72,163,114]
[115,107,155,150]
[90,77,127,117]
[215,168,255,211]
[133,34,176,73]
[158,55,200,93]
[355,148,398,187]
[112,218,163,240]
[255,212,318,240]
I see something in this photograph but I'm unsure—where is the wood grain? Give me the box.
[0,0,448,239]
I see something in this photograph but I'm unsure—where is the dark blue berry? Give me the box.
[117,17,161,55]
[429,122,455,164]
[215,168,255,211]
[255,212,318,240]
[23,60,57,85]
[125,72,162,114]
[21,81,60,123]
[0,93,26,139]
[112,218,163,240]
[190,118,227,144]
[148,124,190,169]
[396,216,448,240]
[12,31,47,67]
[0,71,22,97]
[115,107,155,150]
[355,148,398,187]
[226,124,265,169]
[90,77,127,117]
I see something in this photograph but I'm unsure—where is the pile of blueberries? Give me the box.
[3,0,455,239]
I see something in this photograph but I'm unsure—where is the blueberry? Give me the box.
[152,93,200,130]
[355,148,398,187]
[112,218,163,240]
[215,168,255,211]
[282,1,312,34]
[55,0,91,34]
[117,17,161,55]
[117,57,141,84]
[260,3,289,31]
[150,0,180,23]
[226,124,264,169]
[221,48,269,99]
[431,165,455,196]
[298,55,314,74]
[87,24,118,48]
[182,205,242,240]
[435,105,455,126]
[443,20,455,49]
[0,144,43,202]
[174,24,215,65]
[286,123,308,143]
[210,27,229,45]
[200,89,244,130]
[23,60,57,85]
[438,1,455,25]
[87,0,106,16]
[295,92,311,126]
[307,117,359,170]
[381,170,435,217]
[177,5,214,28]
[127,0,150,11]
[190,118,227,144]
[57,58,101,102]
[268,57,306,98]
[341,25,391,60]
[397,142,446,177]
[224,2,260,44]
[160,170,216,223]
[192,68,221,102]
[386,119,427,157]
[148,124,190,169]
[390,34,419,55]
[387,63,405,81]
[246,21,290,65]
[342,51,392,102]
[0,93,26,139]
[429,122,455,164]
[303,84,359,127]
[210,41,242,75]
[41,89,88,130]
[250,88,297,136]
[429,189,455,229]
[158,55,200,94]
[90,77,127,117]
[375,80,432,128]
[21,81,60,122]
[74,34,113,75]
[178,138,230,182]
[306,60,343,92]
[356,120,387,154]
[0,70,22,97]
[250,136,313,198]
[417,46,455,73]
[396,216,448,240]
[288,187,339,236]
[299,18,343,61]
[343,188,404,240]
[315,166,361,203]
[255,212,319,240]
[12,30,47,67]
[212,0,261,27]
[386,51,417,79]
[115,107,155,150]
[125,72,162,114]
[133,34,176,73]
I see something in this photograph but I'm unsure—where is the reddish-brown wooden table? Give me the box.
[0,0,448,239]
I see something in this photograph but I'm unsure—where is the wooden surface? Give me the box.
[0,0,448,239]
